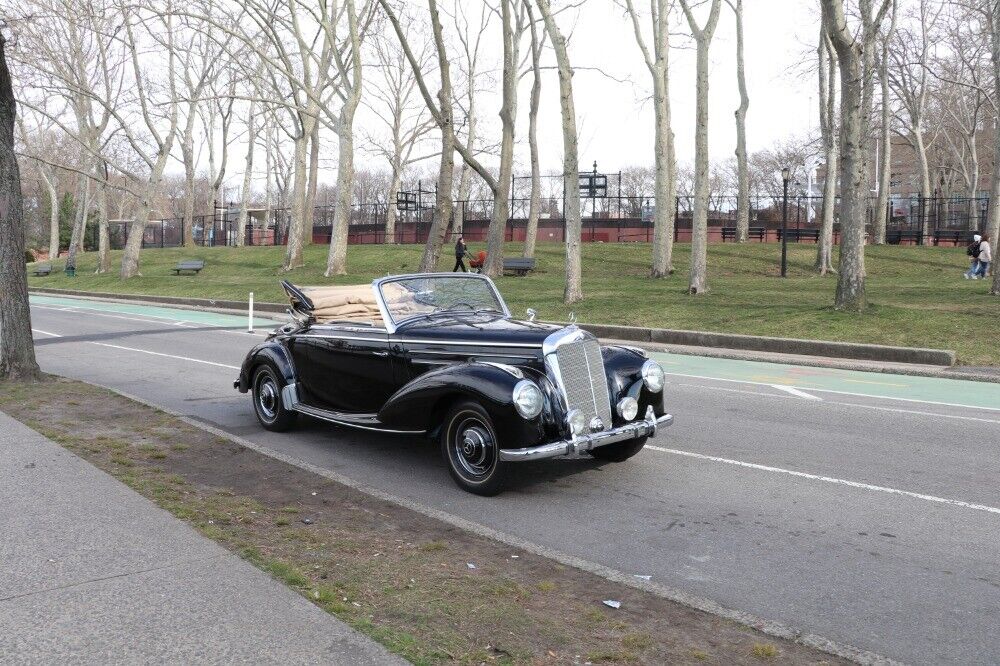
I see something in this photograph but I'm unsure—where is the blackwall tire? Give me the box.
[589,436,648,463]
[252,364,298,432]
[440,401,508,496]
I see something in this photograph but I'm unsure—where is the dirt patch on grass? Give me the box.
[0,376,846,666]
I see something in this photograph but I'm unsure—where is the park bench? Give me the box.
[932,229,965,246]
[503,257,536,276]
[887,229,923,245]
[171,260,205,275]
[32,264,52,277]
[777,228,820,243]
[721,227,766,242]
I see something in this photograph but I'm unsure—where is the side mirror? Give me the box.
[526,308,537,322]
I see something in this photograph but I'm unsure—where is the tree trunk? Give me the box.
[282,118,312,272]
[991,2,1000,295]
[523,0,543,260]
[0,34,41,380]
[237,104,256,247]
[305,117,321,241]
[64,169,88,272]
[41,167,59,260]
[873,43,891,244]
[914,127,932,241]
[181,110,197,247]
[96,166,111,274]
[732,0,750,244]
[121,148,171,279]
[386,164,401,244]
[816,29,838,274]
[536,0,582,303]
[482,0,518,278]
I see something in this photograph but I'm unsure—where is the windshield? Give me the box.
[377,275,508,328]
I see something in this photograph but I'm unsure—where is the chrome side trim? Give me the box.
[477,362,524,378]
[499,408,673,462]
[400,338,543,348]
[292,403,426,435]
[372,273,512,334]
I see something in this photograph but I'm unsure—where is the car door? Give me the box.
[296,324,398,414]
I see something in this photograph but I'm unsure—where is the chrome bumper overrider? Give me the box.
[499,406,674,462]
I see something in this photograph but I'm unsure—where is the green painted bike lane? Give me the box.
[30,294,999,412]
[29,294,279,329]
[649,351,1000,412]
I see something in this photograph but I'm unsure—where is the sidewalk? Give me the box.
[0,411,405,665]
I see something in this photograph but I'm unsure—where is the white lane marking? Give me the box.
[665,370,1000,413]
[31,329,63,338]
[647,445,1000,516]
[771,384,821,400]
[673,382,1000,425]
[89,342,241,370]
[31,304,270,337]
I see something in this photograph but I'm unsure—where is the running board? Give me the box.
[281,382,425,435]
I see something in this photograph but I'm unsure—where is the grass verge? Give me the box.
[0,376,844,665]
[28,242,999,365]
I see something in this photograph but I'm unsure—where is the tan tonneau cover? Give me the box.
[297,284,384,326]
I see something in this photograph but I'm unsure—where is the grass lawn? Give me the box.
[28,241,1000,365]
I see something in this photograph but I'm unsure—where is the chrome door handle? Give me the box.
[373,351,389,357]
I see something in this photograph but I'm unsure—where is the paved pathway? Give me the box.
[0,411,405,665]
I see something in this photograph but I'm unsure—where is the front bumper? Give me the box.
[499,406,673,462]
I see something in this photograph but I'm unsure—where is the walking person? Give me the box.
[453,235,468,272]
[974,233,991,279]
[964,234,982,279]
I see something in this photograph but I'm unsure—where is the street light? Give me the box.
[781,167,790,277]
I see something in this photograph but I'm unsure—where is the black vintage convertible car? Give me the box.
[234,273,672,495]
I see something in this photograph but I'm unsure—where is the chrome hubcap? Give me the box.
[257,377,279,420]
[453,417,495,478]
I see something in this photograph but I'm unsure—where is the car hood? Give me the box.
[395,313,563,347]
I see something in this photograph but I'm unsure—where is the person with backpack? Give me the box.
[965,234,982,279]
[453,235,468,272]
[973,233,991,279]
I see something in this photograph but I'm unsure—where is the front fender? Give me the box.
[377,362,554,447]
[236,340,296,392]
[602,346,666,425]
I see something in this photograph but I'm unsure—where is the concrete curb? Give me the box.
[83,380,901,666]
[31,287,963,371]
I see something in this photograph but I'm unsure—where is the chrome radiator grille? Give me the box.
[554,338,613,430]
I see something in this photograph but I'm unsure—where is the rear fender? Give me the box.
[236,341,295,392]
[377,362,555,446]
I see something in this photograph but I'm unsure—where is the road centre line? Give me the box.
[31,329,63,338]
[664,370,1000,413]
[672,381,1000,424]
[771,385,822,400]
[88,342,241,370]
[646,445,1000,516]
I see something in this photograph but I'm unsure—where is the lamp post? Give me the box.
[781,167,790,277]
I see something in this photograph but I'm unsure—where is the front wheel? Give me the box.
[590,436,648,463]
[252,364,298,432]
[441,401,508,496]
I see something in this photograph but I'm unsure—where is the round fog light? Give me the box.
[617,397,639,421]
[512,380,544,419]
[567,408,587,436]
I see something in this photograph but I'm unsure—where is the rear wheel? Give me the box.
[441,401,508,496]
[590,436,648,463]
[252,364,297,432]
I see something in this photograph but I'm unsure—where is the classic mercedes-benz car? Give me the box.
[234,273,672,495]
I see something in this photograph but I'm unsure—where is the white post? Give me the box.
[248,292,254,334]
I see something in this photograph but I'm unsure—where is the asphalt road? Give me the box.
[27,294,1000,666]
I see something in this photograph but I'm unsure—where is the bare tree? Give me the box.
[0,29,41,380]
[872,0,897,245]
[727,0,750,244]
[325,0,370,277]
[816,24,838,274]
[678,0,721,294]
[535,0,582,303]
[623,0,677,276]
[887,0,938,243]
[821,0,892,311]
[522,0,544,259]
[364,16,434,244]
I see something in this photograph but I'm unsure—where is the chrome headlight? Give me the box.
[512,380,544,419]
[566,408,587,436]
[617,396,639,421]
[641,360,665,393]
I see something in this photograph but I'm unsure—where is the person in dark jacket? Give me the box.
[453,236,467,272]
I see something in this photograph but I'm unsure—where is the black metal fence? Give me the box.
[93,194,988,251]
